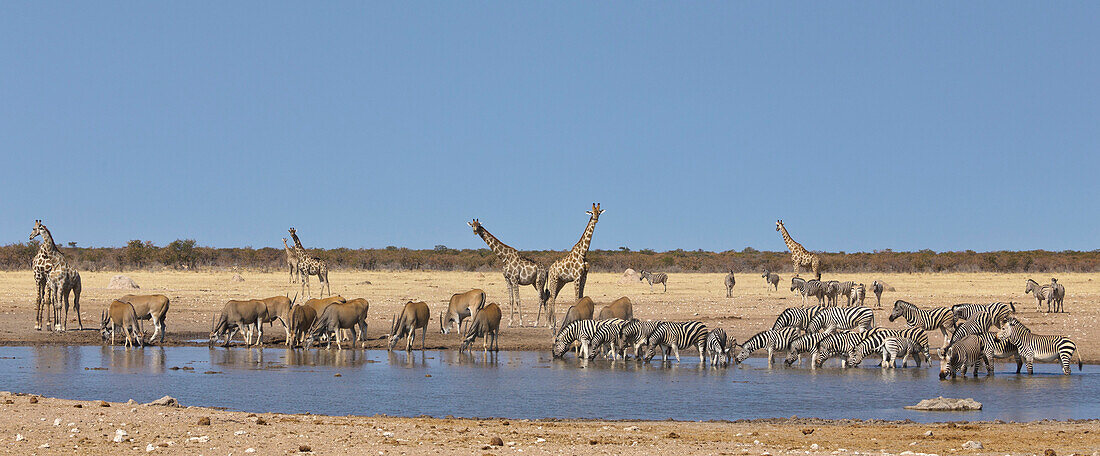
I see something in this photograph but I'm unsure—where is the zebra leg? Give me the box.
[662,282,667,293]
[881,350,890,368]
[767,347,774,366]
[1014,355,1023,374]
[697,344,705,364]
[1060,353,1072,375]
[1026,358,1034,375]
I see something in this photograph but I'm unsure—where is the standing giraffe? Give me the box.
[545,203,604,332]
[468,219,547,327]
[29,220,82,331]
[288,228,331,297]
[775,220,821,280]
[283,238,300,283]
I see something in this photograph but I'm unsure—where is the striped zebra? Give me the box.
[620,319,660,359]
[783,332,831,366]
[811,332,865,368]
[790,277,808,305]
[888,300,956,351]
[806,306,875,333]
[847,327,931,367]
[587,318,628,360]
[871,280,885,308]
[725,270,736,298]
[869,337,923,369]
[1050,278,1065,313]
[824,280,841,306]
[772,305,828,333]
[835,281,855,305]
[638,271,668,293]
[939,334,993,379]
[976,332,1023,374]
[948,311,997,346]
[1025,279,1056,313]
[762,269,780,291]
[734,326,800,365]
[849,283,866,307]
[996,317,1082,375]
[803,279,828,306]
[643,321,708,363]
[552,320,599,359]
[952,302,1015,328]
[705,328,734,366]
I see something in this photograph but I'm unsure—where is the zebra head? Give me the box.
[995,317,1022,342]
[887,300,909,322]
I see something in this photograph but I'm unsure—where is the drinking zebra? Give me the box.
[873,337,923,369]
[1025,279,1056,313]
[939,334,993,379]
[705,328,734,366]
[638,271,668,292]
[811,332,866,368]
[849,283,865,307]
[888,300,956,351]
[772,305,828,333]
[586,318,629,360]
[552,320,599,359]
[784,332,832,366]
[643,321,708,363]
[996,317,1082,375]
[806,306,875,334]
[734,326,800,365]
[952,302,1015,328]
[620,319,660,359]
[762,269,780,291]
[976,332,1023,374]
[847,327,931,367]
[725,270,736,298]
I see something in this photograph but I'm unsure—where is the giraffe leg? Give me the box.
[574,272,587,300]
[34,275,45,331]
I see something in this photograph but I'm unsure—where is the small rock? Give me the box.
[196,416,211,426]
[231,273,245,282]
[1045,450,1056,456]
[113,429,128,443]
[811,444,820,450]
[28,396,38,404]
[146,444,156,452]
[425,374,432,378]
[925,431,934,437]
[127,399,137,405]
[962,441,983,449]
[235,430,246,436]
[145,396,181,407]
[382,432,394,438]
[625,426,640,431]
[189,436,210,443]
[667,432,680,439]
[334,373,341,377]
[53,418,61,426]
[536,438,546,443]
[802,429,814,435]
[245,449,256,453]
[255,418,267,425]
[73,403,82,408]
[97,400,110,407]
[15,434,24,441]
[38,443,49,448]
[298,445,311,452]
[507,441,517,446]
[905,397,982,411]
[490,436,504,446]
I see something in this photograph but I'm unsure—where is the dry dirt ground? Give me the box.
[0,270,1095,360]
[0,393,1097,456]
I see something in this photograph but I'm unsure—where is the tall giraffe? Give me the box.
[775,219,821,280]
[29,220,82,331]
[283,238,300,283]
[545,203,603,332]
[468,219,547,327]
[288,228,331,297]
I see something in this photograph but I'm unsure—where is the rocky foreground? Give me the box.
[0,392,1097,455]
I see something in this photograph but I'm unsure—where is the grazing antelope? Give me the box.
[101,300,144,348]
[286,304,317,348]
[440,289,486,335]
[116,294,171,344]
[257,294,295,344]
[388,301,430,351]
[305,295,347,340]
[596,297,633,321]
[557,297,596,336]
[305,299,371,350]
[725,270,735,298]
[460,303,502,352]
[209,299,269,347]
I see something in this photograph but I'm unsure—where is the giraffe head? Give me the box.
[29,220,45,241]
[775,220,784,232]
[468,219,483,235]
[288,227,297,236]
[586,203,604,222]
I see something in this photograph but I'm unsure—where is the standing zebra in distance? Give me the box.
[847,327,931,367]
[824,280,841,306]
[806,306,875,333]
[643,321,708,363]
[996,317,1082,375]
[952,302,1016,329]
[724,270,735,298]
[871,280,885,308]
[620,319,660,359]
[762,269,780,291]
[939,334,993,379]
[638,271,668,293]
[772,305,828,333]
[705,328,734,366]
[784,332,832,366]
[1050,278,1065,313]
[850,284,866,307]
[734,326,800,365]
[790,277,808,305]
[832,281,855,306]
[1025,279,1056,313]
[888,300,957,352]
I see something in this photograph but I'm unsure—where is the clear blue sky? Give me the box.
[2,3,1097,252]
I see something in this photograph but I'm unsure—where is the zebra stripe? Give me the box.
[706,328,733,366]
[772,305,828,332]
[620,319,660,358]
[802,280,828,306]
[888,300,956,351]
[871,280,885,308]
[811,332,865,368]
[735,326,800,365]
[639,271,668,292]
[806,306,875,333]
[552,320,597,359]
[940,334,992,379]
[976,332,1022,374]
[824,280,841,306]
[847,327,930,367]
[996,317,1082,375]
[1026,279,1056,313]
[849,283,866,307]
[644,321,708,363]
[951,302,1015,328]
[784,332,831,366]
[1050,280,1066,313]
[949,311,996,346]
[587,318,628,360]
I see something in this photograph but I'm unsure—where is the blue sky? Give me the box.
[1,3,1097,252]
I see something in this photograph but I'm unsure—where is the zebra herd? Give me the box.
[550,297,1084,377]
[789,278,875,307]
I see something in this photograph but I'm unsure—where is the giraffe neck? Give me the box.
[38,226,60,256]
[476,228,518,261]
[283,239,295,254]
[290,233,306,251]
[569,215,599,259]
[779,225,802,252]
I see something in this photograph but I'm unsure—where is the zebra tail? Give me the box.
[1077,347,1084,371]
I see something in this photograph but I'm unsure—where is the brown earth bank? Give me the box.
[0,392,1098,456]
[0,271,1097,362]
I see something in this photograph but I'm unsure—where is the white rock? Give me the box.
[235,430,246,436]
[507,441,517,446]
[113,429,128,443]
[70,428,79,433]
[146,444,156,452]
[625,426,640,431]
[382,431,394,438]
[188,436,210,443]
[536,438,546,443]
[15,434,24,441]
[962,441,983,449]
[39,443,49,448]
[245,448,256,453]
[925,431,934,437]
[811,444,819,450]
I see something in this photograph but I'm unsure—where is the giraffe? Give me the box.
[545,203,604,333]
[468,219,547,327]
[283,238,300,283]
[29,220,82,331]
[775,219,821,280]
[288,228,331,297]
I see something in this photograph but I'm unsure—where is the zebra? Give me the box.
[772,305,828,333]
[620,319,661,359]
[724,270,735,298]
[705,328,734,366]
[871,280,885,308]
[976,332,1023,374]
[888,300,957,352]
[948,311,997,346]
[552,320,599,359]
[638,270,668,292]
[849,283,866,307]
[802,279,828,306]
[586,318,629,360]
[783,332,831,366]
[811,332,866,368]
[806,306,874,334]
[790,277,808,305]
[824,280,841,306]
[871,337,923,369]
[996,317,1082,375]
[847,327,931,367]
[734,326,800,365]
[952,302,1015,328]
[762,269,780,291]
[832,281,855,306]
[644,321,708,363]
[1050,278,1065,313]
[1025,279,1056,313]
[939,334,993,379]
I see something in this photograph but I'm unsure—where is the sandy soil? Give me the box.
[0,270,1096,360]
[0,392,1097,456]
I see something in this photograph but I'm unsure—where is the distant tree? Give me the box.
[619,246,631,252]
[67,241,77,248]
[434,244,449,252]
[163,239,198,269]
